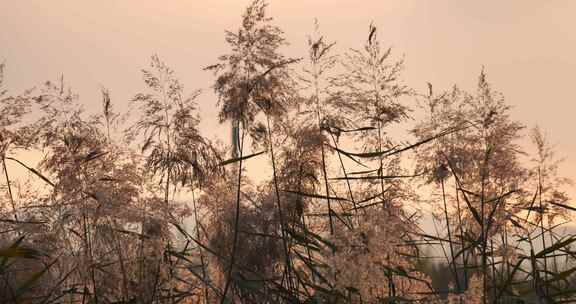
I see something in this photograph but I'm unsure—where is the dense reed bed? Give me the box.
[1,1,575,303]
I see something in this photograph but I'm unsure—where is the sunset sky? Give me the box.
[2,1,575,196]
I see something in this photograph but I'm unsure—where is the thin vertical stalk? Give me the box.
[376,121,387,211]
[480,143,490,304]
[221,122,246,303]
[82,203,98,304]
[538,167,549,296]
[308,52,337,235]
[489,238,497,300]
[192,187,210,304]
[108,218,129,301]
[441,178,461,292]
[315,106,334,235]
[454,178,468,290]
[266,114,294,292]
[2,157,18,222]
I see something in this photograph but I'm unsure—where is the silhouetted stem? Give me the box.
[221,123,246,303]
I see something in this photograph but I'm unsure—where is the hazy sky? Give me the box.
[2,1,575,195]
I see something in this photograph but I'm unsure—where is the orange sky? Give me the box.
[2,1,575,195]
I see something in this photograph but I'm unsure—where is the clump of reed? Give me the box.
[1,1,575,303]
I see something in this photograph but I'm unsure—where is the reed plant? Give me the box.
[1,1,575,303]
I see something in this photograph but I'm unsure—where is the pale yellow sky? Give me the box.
[2,1,575,194]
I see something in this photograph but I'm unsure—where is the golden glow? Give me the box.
[1,1,575,194]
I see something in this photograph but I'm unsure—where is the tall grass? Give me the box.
[1,1,575,303]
